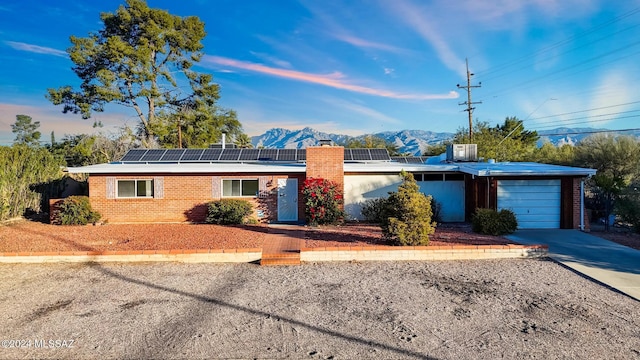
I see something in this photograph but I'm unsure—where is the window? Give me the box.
[445,173,465,181]
[117,180,154,198]
[422,174,445,181]
[222,179,259,197]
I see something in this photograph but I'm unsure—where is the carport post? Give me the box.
[580,179,585,231]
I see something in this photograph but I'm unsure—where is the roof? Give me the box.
[66,162,307,174]
[67,159,595,177]
[457,161,596,177]
[114,147,391,163]
[65,148,596,177]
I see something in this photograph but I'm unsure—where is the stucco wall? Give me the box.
[344,174,466,222]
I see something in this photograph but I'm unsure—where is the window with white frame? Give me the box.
[222,179,259,197]
[117,179,154,198]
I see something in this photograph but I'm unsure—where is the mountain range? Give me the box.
[251,127,639,156]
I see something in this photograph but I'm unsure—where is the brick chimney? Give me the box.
[305,146,344,192]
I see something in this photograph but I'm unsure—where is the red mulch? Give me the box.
[0,220,269,253]
[0,220,513,253]
[3,219,637,253]
[303,223,513,248]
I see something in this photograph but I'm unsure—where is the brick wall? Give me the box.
[88,174,291,223]
[305,146,344,189]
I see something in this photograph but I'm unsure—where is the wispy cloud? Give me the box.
[461,0,598,25]
[4,41,67,57]
[322,97,400,125]
[385,0,466,78]
[332,33,411,55]
[203,55,458,100]
[249,51,292,69]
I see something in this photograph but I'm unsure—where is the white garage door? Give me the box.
[497,179,561,229]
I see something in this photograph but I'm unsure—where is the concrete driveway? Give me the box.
[507,229,640,301]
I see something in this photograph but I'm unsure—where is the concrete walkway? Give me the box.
[507,229,640,301]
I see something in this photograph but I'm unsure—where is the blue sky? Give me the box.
[1,0,639,145]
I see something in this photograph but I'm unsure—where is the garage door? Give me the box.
[497,179,561,229]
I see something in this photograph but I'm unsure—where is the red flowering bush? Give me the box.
[303,178,345,226]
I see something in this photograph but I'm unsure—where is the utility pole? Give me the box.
[457,58,481,141]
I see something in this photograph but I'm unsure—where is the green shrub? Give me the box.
[381,171,436,246]
[0,145,66,221]
[361,197,388,223]
[471,208,518,235]
[53,196,101,225]
[206,199,253,225]
[303,178,345,226]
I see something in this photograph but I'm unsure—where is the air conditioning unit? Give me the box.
[446,144,478,162]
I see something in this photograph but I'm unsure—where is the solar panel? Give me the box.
[182,149,204,161]
[258,149,278,161]
[140,149,165,161]
[343,149,354,161]
[392,156,426,164]
[160,149,185,161]
[219,148,241,161]
[201,148,222,161]
[370,148,391,161]
[119,149,147,162]
[238,148,260,160]
[298,149,306,161]
[277,149,297,161]
[351,148,370,161]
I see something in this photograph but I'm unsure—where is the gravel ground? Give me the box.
[0,259,638,359]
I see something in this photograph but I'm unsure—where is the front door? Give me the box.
[277,178,298,222]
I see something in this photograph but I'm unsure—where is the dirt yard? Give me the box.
[0,260,638,359]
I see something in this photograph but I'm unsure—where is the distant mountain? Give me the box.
[251,127,639,155]
[252,127,352,149]
[252,128,453,155]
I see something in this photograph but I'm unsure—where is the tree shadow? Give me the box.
[85,262,437,359]
[184,204,208,223]
[6,226,437,359]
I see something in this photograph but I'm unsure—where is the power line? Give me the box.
[531,114,640,130]
[539,128,640,136]
[479,42,640,101]
[527,101,640,121]
[530,109,640,127]
[473,6,640,79]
